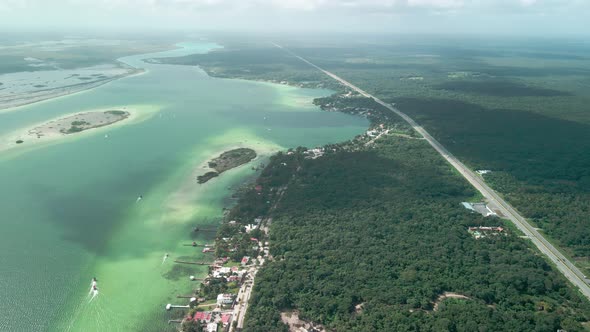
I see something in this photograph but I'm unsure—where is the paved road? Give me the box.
[228,273,255,332]
[237,276,254,329]
[274,44,590,301]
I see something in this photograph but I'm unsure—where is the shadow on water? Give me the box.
[32,160,172,255]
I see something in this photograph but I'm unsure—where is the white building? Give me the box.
[216,293,235,306]
[207,322,218,332]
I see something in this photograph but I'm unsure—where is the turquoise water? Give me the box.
[0,41,367,331]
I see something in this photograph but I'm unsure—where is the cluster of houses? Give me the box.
[179,215,274,332]
[184,310,233,332]
[210,265,248,282]
[362,124,391,147]
[468,226,505,239]
[304,148,325,159]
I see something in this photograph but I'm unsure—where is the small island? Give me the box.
[197,148,257,184]
[0,105,163,155]
[29,110,130,138]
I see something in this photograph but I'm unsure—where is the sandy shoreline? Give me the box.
[0,67,145,114]
[0,104,161,155]
[164,139,282,223]
[29,109,130,138]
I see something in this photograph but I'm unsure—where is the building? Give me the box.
[207,322,218,332]
[212,266,232,279]
[193,311,213,323]
[241,256,250,266]
[468,226,505,239]
[216,293,235,307]
[220,313,232,327]
[462,202,496,217]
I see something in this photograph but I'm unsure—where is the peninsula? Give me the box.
[197,148,257,183]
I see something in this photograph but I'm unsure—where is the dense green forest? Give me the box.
[284,40,590,264]
[160,37,590,330]
[390,97,590,259]
[282,38,590,267]
[236,136,590,331]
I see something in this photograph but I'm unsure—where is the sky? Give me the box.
[1,0,589,36]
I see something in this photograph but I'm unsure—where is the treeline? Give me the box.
[241,136,590,331]
[154,46,341,90]
[391,97,590,258]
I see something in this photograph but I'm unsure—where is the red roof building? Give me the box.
[221,313,232,326]
[193,311,212,323]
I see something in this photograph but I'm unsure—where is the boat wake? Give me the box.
[88,277,99,303]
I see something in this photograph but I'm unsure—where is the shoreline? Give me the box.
[0,66,145,114]
[165,140,282,222]
[178,144,289,331]
[197,148,257,184]
[0,104,161,155]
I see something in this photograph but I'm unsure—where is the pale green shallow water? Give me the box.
[0,41,367,331]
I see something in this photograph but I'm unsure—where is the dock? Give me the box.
[174,260,209,265]
[193,227,217,233]
[165,303,189,310]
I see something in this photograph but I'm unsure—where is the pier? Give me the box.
[182,242,215,247]
[174,260,209,265]
[193,227,217,233]
[165,303,190,311]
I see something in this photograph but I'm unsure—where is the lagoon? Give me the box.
[0,41,367,331]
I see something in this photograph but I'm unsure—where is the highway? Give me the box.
[274,44,590,301]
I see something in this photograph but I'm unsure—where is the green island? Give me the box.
[54,110,129,134]
[160,37,590,332]
[197,148,257,184]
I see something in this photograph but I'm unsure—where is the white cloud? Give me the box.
[0,0,589,35]
[407,0,463,8]
[520,0,537,6]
